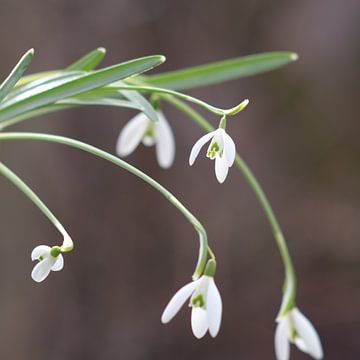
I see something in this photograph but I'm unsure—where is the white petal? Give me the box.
[189,132,214,166]
[206,278,222,337]
[215,155,229,183]
[154,111,175,169]
[292,308,323,359]
[223,132,236,167]
[294,338,308,352]
[275,319,291,360]
[191,307,209,339]
[161,281,198,323]
[31,258,53,282]
[31,245,51,261]
[116,113,149,157]
[51,254,64,271]
[142,136,156,147]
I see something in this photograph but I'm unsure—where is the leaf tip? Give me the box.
[97,47,106,55]
[290,52,299,61]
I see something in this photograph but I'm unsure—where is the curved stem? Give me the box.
[112,83,248,116]
[0,132,208,280]
[0,161,73,251]
[163,95,296,315]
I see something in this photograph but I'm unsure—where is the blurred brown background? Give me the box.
[0,0,359,359]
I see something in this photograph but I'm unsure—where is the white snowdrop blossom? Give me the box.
[161,275,222,339]
[116,110,175,168]
[189,128,236,183]
[275,307,323,360]
[31,245,64,283]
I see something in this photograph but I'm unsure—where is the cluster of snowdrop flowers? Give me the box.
[275,307,323,360]
[161,260,222,339]
[31,225,73,283]
[27,104,323,359]
[116,109,238,183]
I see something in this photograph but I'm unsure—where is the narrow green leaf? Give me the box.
[59,97,146,112]
[5,71,83,104]
[16,48,106,87]
[0,98,147,130]
[0,104,76,129]
[15,71,61,88]
[117,81,158,123]
[144,51,298,90]
[0,49,34,103]
[66,47,107,71]
[0,55,165,123]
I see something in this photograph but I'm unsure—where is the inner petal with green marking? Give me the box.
[142,123,156,146]
[207,141,220,159]
[191,293,205,309]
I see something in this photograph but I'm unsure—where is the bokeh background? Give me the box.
[0,0,359,359]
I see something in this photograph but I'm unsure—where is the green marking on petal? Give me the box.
[144,125,154,138]
[191,294,205,308]
[207,142,220,159]
[39,256,44,261]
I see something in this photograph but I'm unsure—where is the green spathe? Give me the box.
[204,259,217,277]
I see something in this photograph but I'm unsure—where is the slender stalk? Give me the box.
[0,161,73,251]
[0,132,208,279]
[163,95,296,315]
[113,83,248,116]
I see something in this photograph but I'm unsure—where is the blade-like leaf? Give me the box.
[67,47,107,71]
[4,71,84,104]
[117,81,158,123]
[0,97,147,129]
[59,97,146,111]
[0,55,165,123]
[16,48,106,87]
[14,71,61,89]
[0,49,34,102]
[144,51,298,90]
[0,103,76,130]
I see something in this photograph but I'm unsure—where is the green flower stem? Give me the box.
[0,161,73,251]
[162,95,296,315]
[0,132,209,280]
[114,83,249,116]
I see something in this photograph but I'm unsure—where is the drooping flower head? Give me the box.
[31,245,64,282]
[161,260,222,338]
[275,307,323,360]
[189,127,235,183]
[31,225,73,283]
[116,110,175,169]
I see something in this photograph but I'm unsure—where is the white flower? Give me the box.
[161,275,222,339]
[116,111,175,169]
[189,128,236,183]
[275,307,323,360]
[31,245,64,283]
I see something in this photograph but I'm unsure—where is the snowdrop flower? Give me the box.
[31,245,64,283]
[116,111,175,169]
[275,307,323,360]
[161,261,222,339]
[189,127,235,183]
